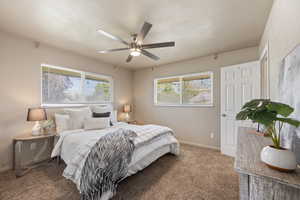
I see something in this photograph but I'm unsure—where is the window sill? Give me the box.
[41,103,112,108]
[154,103,214,108]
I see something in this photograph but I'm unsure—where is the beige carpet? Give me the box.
[0,144,238,200]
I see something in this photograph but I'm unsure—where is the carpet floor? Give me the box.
[0,144,239,200]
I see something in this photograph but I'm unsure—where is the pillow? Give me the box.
[90,105,112,113]
[93,112,113,126]
[64,107,91,129]
[90,105,118,125]
[110,110,118,124]
[84,117,110,130]
[92,112,110,118]
[54,113,70,134]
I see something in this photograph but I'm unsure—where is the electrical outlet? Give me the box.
[210,132,214,139]
[30,143,37,150]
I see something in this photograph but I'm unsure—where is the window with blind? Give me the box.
[154,72,213,106]
[41,64,113,106]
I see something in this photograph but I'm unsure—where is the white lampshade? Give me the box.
[27,108,47,121]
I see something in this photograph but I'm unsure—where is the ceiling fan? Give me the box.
[97,22,175,63]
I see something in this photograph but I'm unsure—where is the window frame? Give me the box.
[154,71,214,107]
[41,64,114,108]
[259,42,270,99]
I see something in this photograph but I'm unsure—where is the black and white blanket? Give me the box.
[80,129,137,200]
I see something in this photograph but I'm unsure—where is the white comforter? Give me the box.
[51,122,180,190]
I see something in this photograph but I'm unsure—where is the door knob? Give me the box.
[222,114,227,117]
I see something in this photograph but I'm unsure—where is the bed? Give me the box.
[51,120,180,199]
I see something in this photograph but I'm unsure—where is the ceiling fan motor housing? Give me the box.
[130,42,141,50]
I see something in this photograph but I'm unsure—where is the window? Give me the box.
[41,64,113,106]
[154,71,213,106]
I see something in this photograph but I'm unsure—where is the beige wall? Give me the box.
[133,47,258,149]
[0,31,133,171]
[259,0,300,100]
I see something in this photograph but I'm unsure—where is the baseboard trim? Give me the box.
[179,140,220,151]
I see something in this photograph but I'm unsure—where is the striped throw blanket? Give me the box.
[80,129,137,200]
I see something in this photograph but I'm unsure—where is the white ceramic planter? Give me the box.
[260,145,297,172]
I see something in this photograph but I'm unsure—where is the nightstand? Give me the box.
[13,133,56,177]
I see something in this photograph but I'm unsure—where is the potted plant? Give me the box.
[236,99,300,172]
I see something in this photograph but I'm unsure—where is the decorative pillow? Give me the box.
[90,105,118,125]
[84,117,110,130]
[90,105,112,113]
[54,113,70,134]
[93,112,113,126]
[64,107,92,129]
[92,112,110,118]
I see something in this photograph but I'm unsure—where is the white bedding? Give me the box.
[51,122,180,190]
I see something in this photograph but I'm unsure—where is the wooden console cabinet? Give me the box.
[235,127,300,200]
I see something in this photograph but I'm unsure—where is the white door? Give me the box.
[221,61,260,157]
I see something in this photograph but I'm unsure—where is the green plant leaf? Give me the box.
[236,99,298,132]
[276,118,300,127]
[266,102,294,117]
[242,99,268,109]
[252,111,277,126]
[236,110,250,120]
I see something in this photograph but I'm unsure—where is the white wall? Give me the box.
[0,31,133,171]
[259,0,300,100]
[133,47,258,149]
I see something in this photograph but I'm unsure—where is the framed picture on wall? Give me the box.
[260,42,270,99]
[279,43,300,164]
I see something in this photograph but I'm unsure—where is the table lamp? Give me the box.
[123,104,131,122]
[27,108,47,136]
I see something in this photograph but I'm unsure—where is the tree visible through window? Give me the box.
[84,74,111,102]
[183,74,212,104]
[154,72,213,106]
[42,65,113,105]
[157,78,180,104]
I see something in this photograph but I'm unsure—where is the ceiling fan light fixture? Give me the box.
[130,48,141,57]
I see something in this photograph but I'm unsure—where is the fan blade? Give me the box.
[137,22,152,42]
[97,29,129,46]
[141,41,175,49]
[98,48,129,53]
[126,55,133,62]
[141,49,160,60]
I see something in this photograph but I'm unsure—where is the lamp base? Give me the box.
[32,121,43,136]
[124,113,130,122]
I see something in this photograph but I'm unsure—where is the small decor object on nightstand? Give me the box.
[236,99,300,172]
[27,107,47,136]
[41,119,55,134]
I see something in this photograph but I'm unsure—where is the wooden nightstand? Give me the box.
[13,133,56,177]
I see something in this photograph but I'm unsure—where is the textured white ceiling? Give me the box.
[0,0,273,69]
